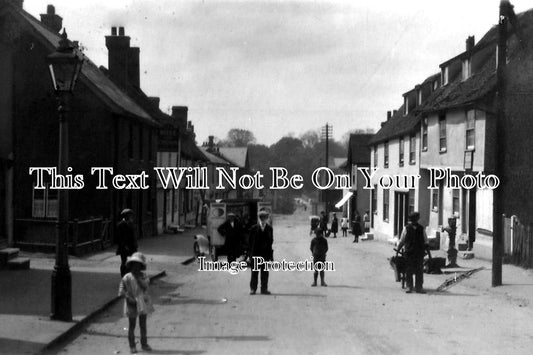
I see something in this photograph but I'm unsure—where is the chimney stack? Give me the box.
[171,106,188,131]
[208,136,215,151]
[387,111,392,120]
[40,5,63,33]
[148,97,160,109]
[466,35,475,52]
[105,27,140,88]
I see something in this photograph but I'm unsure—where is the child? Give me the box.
[310,229,328,287]
[340,215,348,237]
[118,252,154,354]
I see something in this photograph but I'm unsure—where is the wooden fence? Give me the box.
[504,215,533,268]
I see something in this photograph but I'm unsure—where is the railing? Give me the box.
[504,215,533,268]
[15,217,111,256]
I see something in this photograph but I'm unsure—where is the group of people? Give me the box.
[312,210,370,243]
[217,210,274,295]
[113,206,430,353]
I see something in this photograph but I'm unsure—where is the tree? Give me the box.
[223,128,256,147]
[300,129,320,148]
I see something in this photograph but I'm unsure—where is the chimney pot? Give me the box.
[466,35,475,52]
[111,27,117,36]
[40,4,63,33]
[387,111,392,120]
[119,27,125,36]
[393,110,397,116]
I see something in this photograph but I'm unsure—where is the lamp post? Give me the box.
[46,29,84,321]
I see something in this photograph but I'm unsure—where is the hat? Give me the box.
[227,212,236,218]
[258,210,269,219]
[126,252,146,269]
[121,208,134,217]
[408,212,420,222]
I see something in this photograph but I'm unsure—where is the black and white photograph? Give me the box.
[1,0,533,354]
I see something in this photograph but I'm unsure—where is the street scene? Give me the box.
[3,0,533,354]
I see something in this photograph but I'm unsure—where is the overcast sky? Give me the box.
[24,0,532,145]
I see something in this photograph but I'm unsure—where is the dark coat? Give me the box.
[310,236,328,259]
[330,217,338,233]
[115,219,137,256]
[248,223,274,260]
[319,214,328,231]
[404,223,426,259]
[218,219,243,255]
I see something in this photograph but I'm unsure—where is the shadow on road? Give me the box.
[326,285,360,289]
[84,329,270,342]
[271,292,326,298]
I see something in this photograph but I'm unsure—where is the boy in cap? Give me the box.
[118,252,153,353]
[310,228,328,286]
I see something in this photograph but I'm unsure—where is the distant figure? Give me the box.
[118,252,153,353]
[340,215,349,237]
[396,212,429,294]
[248,211,274,295]
[310,228,328,287]
[352,212,362,243]
[330,213,338,238]
[310,216,320,236]
[217,213,243,263]
[363,210,371,234]
[319,211,328,237]
[116,209,137,277]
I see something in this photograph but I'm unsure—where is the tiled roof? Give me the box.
[369,106,420,145]
[11,6,159,126]
[218,147,248,168]
[199,147,231,165]
[347,134,372,164]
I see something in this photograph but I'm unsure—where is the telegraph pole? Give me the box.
[492,0,511,287]
[321,123,333,214]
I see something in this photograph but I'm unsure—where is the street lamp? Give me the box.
[46,29,84,321]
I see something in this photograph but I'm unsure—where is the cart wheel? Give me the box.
[193,242,200,258]
[211,246,218,261]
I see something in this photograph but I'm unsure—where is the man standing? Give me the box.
[116,209,137,277]
[396,212,429,294]
[248,211,273,295]
[217,213,242,263]
[319,211,328,237]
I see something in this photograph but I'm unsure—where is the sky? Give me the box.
[23,0,533,146]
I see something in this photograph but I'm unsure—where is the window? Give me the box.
[417,89,422,105]
[452,189,460,216]
[399,137,404,167]
[442,66,449,85]
[128,122,133,159]
[433,80,439,91]
[384,142,389,168]
[373,145,378,167]
[439,115,447,152]
[372,185,377,215]
[408,189,415,215]
[431,188,439,212]
[409,134,416,164]
[383,189,389,222]
[404,97,409,115]
[462,58,471,81]
[32,184,58,218]
[422,118,428,151]
[466,110,476,150]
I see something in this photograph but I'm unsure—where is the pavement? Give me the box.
[0,226,201,355]
[2,212,533,354]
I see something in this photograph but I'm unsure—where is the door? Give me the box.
[394,192,409,236]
